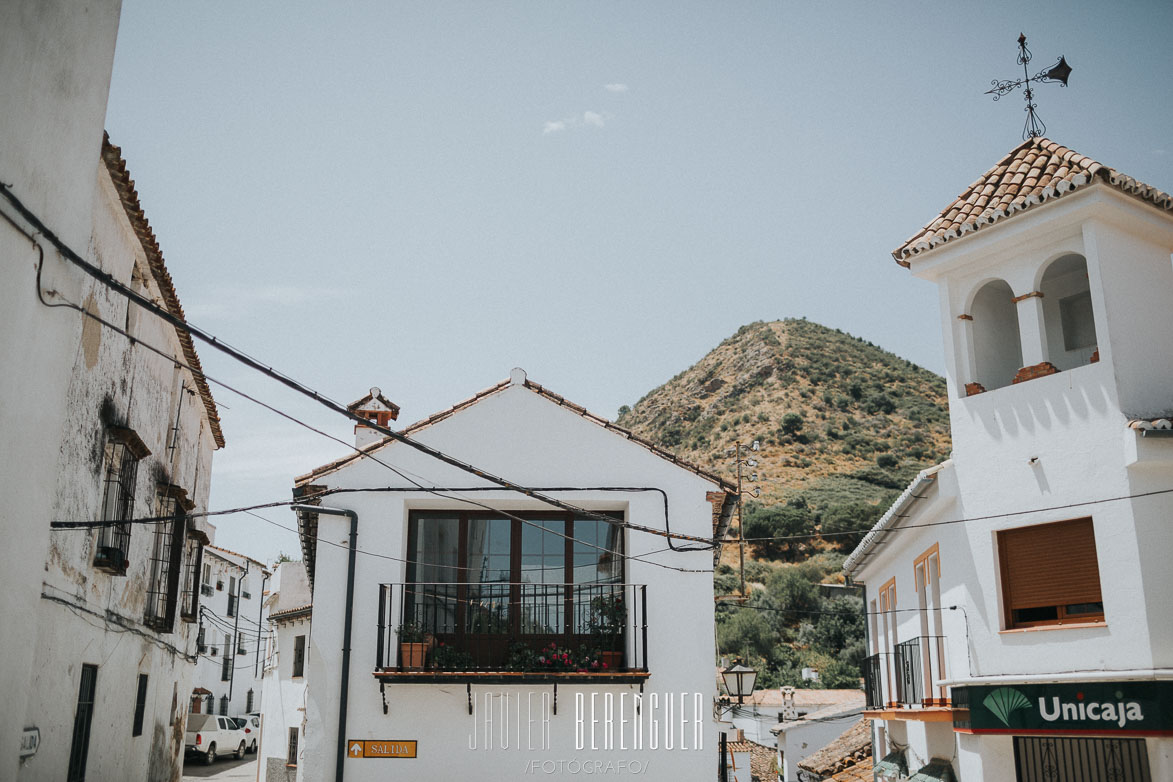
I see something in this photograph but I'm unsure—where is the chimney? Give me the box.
[348,386,400,449]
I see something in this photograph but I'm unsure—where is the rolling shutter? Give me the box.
[999,517,1102,611]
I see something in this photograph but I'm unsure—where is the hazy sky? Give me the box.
[104,1,1173,564]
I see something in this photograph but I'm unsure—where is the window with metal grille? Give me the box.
[227,575,237,617]
[67,664,98,782]
[237,634,247,655]
[292,635,306,678]
[221,634,232,681]
[94,430,148,574]
[145,487,187,631]
[287,727,299,766]
[998,517,1104,629]
[132,674,148,736]
[197,626,207,653]
[246,689,254,713]
[180,533,204,621]
[219,696,228,716]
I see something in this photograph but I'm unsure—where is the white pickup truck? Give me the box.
[185,713,247,765]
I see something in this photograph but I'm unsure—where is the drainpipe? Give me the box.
[255,571,269,682]
[291,504,358,782]
[229,560,247,709]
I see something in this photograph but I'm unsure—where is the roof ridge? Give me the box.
[205,543,269,570]
[294,376,736,491]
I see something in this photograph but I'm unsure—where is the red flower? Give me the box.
[602,662,608,669]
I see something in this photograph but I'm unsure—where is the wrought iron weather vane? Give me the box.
[986,33,1072,140]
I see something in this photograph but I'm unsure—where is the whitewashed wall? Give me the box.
[0,3,122,776]
[20,163,217,781]
[299,383,722,781]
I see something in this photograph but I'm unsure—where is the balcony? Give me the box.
[375,582,649,684]
[864,636,952,721]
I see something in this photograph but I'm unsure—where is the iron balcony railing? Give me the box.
[377,582,648,673]
[894,635,947,707]
[863,653,885,709]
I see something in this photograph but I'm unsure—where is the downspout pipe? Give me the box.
[292,504,358,782]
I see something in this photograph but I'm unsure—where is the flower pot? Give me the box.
[600,650,624,671]
[400,642,428,670]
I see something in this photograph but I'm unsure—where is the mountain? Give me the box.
[617,319,951,520]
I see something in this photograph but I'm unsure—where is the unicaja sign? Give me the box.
[1038,691,1143,729]
[958,682,1172,735]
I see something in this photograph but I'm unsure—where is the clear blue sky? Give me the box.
[104,1,1173,564]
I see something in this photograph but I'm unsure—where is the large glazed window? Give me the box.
[970,279,1023,391]
[1040,254,1098,370]
[998,517,1104,629]
[404,511,625,666]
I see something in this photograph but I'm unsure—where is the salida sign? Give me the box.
[954,681,1173,735]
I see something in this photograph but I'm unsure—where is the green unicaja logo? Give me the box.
[983,687,1032,727]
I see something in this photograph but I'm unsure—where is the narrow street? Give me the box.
[181,755,257,781]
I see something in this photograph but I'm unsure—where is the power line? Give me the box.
[740,485,1173,543]
[1,181,719,549]
[24,273,708,573]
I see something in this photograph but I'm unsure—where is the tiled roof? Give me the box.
[797,719,871,777]
[893,137,1173,264]
[101,135,225,449]
[725,739,777,781]
[749,687,866,708]
[294,375,736,493]
[828,755,874,782]
[1128,418,1172,431]
[348,387,400,416]
[205,544,270,573]
[269,603,312,621]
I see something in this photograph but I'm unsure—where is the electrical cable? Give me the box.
[23,284,708,573]
[1,181,719,549]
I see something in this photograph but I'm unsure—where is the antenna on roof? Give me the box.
[985,33,1072,140]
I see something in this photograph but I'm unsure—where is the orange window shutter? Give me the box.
[999,517,1102,610]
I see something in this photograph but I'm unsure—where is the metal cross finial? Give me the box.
[986,33,1072,140]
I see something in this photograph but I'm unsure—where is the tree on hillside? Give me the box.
[743,501,815,560]
[820,502,886,551]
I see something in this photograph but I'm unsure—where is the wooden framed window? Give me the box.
[145,485,188,632]
[998,517,1104,629]
[94,428,150,575]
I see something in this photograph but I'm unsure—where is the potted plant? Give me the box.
[431,641,474,671]
[397,621,428,670]
[588,594,626,670]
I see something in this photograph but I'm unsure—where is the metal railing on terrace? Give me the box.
[376,582,648,675]
[894,635,947,707]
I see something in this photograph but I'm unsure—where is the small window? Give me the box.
[219,696,228,716]
[227,576,237,617]
[998,517,1104,629]
[67,664,98,782]
[287,727,299,766]
[221,634,232,681]
[132,674,148,737]
[94,429,149,575]
[292,635,306,678]
[246,689,254,713]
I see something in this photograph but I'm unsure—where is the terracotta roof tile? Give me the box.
[894,137,1173,264]
[205,543,270,572]
[100,135,225,448]
[797,719,872,777]
[1128,418,1172,430]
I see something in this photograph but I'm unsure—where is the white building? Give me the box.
[3,114,225,782]
[191,545,271,723]
[1,3,124,776]
[259,560,313,782]
[290,371,737,781]
[844,137,1173,782]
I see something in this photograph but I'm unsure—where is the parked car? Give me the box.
[185,713,247,765]
[231,714,261,753]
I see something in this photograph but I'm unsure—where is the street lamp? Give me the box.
[720,662,758,705]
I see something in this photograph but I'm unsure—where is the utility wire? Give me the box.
[740,485,1173,543]
[0,181,718,547]
[23,268,707,573]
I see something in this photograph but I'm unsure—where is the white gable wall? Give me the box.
[300,383,721,782]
